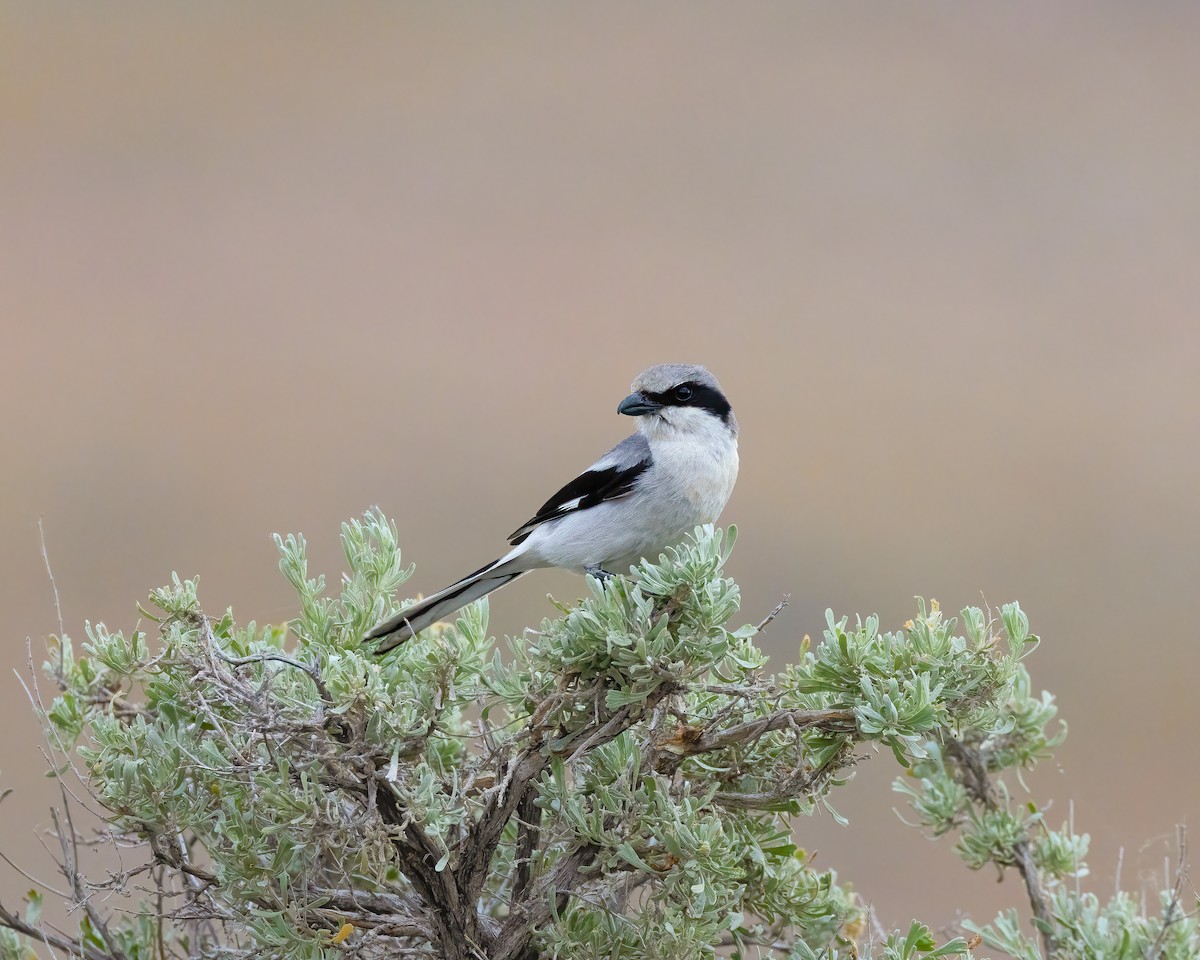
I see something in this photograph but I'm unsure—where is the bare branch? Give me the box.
[753,595,790,634]
[199,617,332,705]
[39,517,65,640]
[944,738,1058,959]
[1146,825,1191,960]
[0,902,115,960]
[52,784,128,960]
[656,707,856,758]
[491,841,601,960]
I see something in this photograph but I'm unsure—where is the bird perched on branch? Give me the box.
[366,363,739,653]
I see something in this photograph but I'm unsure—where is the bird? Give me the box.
[365,363,739,654]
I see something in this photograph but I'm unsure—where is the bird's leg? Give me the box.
[585,565,615,581]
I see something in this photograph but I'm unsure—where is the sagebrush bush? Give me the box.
[0,513,1193,960]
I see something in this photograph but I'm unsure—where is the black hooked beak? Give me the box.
[617,391,663,417]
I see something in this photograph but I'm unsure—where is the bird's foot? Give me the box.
[585,565,615,581]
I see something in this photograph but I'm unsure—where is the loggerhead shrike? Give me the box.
[366,363,738,653]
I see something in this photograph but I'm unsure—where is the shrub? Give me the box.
[1,513,1193,960]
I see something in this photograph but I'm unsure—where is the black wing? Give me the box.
[508,439,651,545]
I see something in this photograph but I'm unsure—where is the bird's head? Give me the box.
[618,363,737,439]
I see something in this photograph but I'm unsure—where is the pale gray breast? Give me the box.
[645,427,739,524]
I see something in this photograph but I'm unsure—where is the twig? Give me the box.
[313,889,426,923]
[710,751,848,810]
[562,702,644,764]
[204,629,331,705]
[0,902,114,960]
[39,517,65,640]
[53,782,126,960]
[754,595,790,634]
[1145,825,1190,960]
[18,639,111,824]
[0,847,71,899]
[656,707,855,758]
[944,738,1058,958]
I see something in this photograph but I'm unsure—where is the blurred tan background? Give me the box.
[2,1,1198,937]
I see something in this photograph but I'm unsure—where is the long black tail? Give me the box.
[365,561,527,654]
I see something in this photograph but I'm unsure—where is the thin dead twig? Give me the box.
[53,782,127,960]
[1145,825,1191,960]
[39,517,65,641]
[754,595,790,634]
[199,614,331,706]
[0,902,114,960]
[944,738,1058,959]
[656,707,856,759]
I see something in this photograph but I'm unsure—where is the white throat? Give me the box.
[639,407,737,446]
[637,408,739,524]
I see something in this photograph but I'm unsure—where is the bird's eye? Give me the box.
[674,384,693,402]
